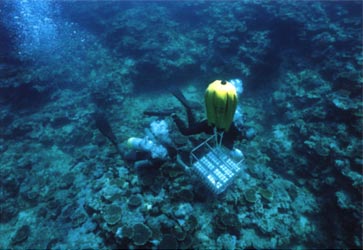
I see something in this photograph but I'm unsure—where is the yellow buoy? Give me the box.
[205,80,237,131]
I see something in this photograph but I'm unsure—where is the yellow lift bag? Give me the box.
[205,80,237,131]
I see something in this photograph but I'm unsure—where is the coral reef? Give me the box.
[0,1,361,250]
[132,223,152,246]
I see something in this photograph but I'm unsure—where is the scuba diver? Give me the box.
[159,79,256,149]
[126,79,255,169]
[128,79,254,196]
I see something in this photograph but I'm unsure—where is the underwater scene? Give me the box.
[0,0,362,249]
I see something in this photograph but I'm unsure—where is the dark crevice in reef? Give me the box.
[0,84,52,113]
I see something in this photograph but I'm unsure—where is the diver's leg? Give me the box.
[171,89,197,126]
[172,114,209,136]
[185,106,197,127]
[171,114,190,135]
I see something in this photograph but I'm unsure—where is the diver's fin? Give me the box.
[143,109,176,117]
[171,88,200,109]
[171,89,192,109]
[94,111,120,153]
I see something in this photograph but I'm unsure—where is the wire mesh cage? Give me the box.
[190,134,245,194]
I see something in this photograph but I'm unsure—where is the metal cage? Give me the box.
[190,134,245,194]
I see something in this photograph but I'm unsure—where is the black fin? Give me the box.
[94,112,120,152]
[171,88,192,109]
[143,109,175,117]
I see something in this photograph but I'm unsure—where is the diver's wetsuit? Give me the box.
[171,96,244,149]
[123,142,177,168]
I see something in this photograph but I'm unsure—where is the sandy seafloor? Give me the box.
[0,1,362,249]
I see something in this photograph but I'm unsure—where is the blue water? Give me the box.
[0,1,362,249]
